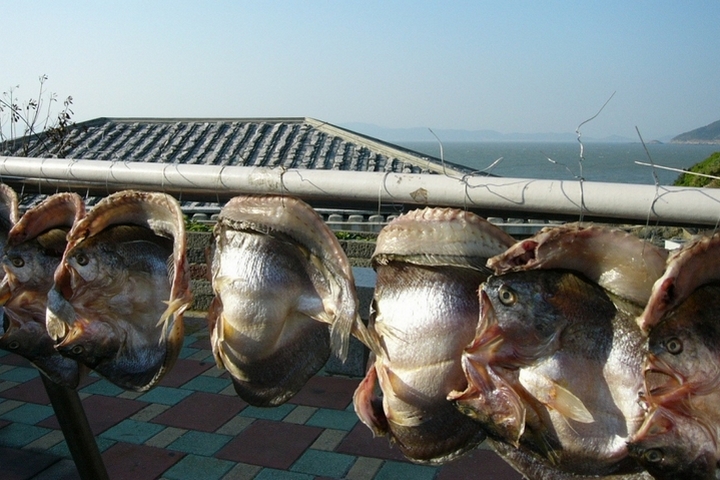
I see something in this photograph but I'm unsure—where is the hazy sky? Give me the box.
[3,1,719,140]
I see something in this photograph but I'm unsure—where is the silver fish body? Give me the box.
[354,208,515,463]
[46,191,191,391]
[0,193,85,387]
[209,195,361,407]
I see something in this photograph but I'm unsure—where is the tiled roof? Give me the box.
[0,117,474,176]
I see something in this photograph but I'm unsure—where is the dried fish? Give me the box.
[46,190,191,391]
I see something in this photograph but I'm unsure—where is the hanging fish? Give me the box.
[0,183,19,348]
[208,195,364,407]
[353,208,515,464]
[628,234,720,479]
[0,193,85,388]
[46,190,192,391]
[452,224,667,477]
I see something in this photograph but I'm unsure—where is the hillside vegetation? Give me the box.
[672,119,720,144]
[674,151,720,187]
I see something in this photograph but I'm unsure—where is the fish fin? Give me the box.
[156,297,189,342]
[353,363,389,436]
[533,378,594,424]
[375,365,425,428]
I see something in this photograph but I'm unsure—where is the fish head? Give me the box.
[628,406,718,480]
[2,228,67,291]
[644,284,720,401]
[54,315,123,370]
[480,270,609,365]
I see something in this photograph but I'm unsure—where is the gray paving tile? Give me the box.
[221,462,262,480]
[146,426,188,448]
[282,405,317,425]
[216,415,254,436]
[130,403,171,422]
[310,428,348,451]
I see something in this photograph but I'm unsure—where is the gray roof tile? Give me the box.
[1,117,474,176]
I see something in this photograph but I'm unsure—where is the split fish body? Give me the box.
[354,208,516,464]
[457,224,667,477]
[46,191,191,391]
[208,195,361,407]
[0,193,85,387]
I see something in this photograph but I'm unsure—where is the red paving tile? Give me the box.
[157,358,213,388]
[103,442,185,480]
[0,445,61,480]
[215,419,323,469]
[151,391,246,432]
[0,376,51,405]
[437,448,523,480]
[39,395,148,435]
[0,419,9,429]
[335,423,409,462]
[290,375,360,409]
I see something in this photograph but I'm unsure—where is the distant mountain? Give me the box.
[671,119,720,144]
[339,122,634,143]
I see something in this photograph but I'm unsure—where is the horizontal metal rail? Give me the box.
[1,155,719,227]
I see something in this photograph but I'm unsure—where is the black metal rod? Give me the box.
[41,375,109,480]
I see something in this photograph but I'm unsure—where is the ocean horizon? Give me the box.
[395,141,720,186]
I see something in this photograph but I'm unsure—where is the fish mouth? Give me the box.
[642,353,693,408]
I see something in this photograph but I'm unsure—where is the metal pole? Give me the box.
[1,155,719,226]
[41,375,109,480]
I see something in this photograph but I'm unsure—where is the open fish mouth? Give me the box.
[642,352,696,410]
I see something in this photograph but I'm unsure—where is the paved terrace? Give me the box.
[0,313,522,480]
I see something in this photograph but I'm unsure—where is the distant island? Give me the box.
[671,119,720,144]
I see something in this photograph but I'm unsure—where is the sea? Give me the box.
[396,141,720,186]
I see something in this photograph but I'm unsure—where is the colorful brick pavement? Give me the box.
[0,316,522,480]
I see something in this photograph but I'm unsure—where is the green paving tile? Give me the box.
[0,422,52,447]
[48,436,117,457]
[239,403,295,421]
[100,419,165,444]
[304,408,358,431]
[0,402,54,424]
[166,430,232,456]
[136,386,193,405]
[80,379,125,397]
[254,469,314,480]
[162,453,234,480]
[290,449,355,477]
[0,349,9,357]
[0,366,40,382]
[374,460,438,480]
[180,375,231,393]
[178,347,200,359]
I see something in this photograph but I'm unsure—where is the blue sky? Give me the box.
[3,1,719,140]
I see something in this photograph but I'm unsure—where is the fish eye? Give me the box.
[10,256,24,268]
[71,345,85,356]
[665,337,683,355]
[498,285,517,306]
[7,341,19,350]
[643,448,663,463]
[74,253,89,266]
